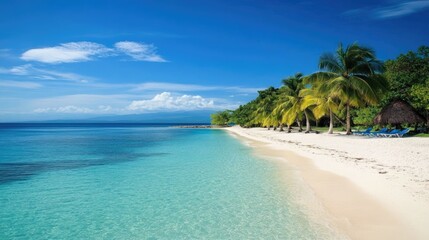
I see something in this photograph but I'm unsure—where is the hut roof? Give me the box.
[373,100,426,125]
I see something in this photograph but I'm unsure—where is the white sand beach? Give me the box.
[224,126,429,240]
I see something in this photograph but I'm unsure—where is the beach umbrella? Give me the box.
[373,100,426,126]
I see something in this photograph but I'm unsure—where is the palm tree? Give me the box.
[278,73,312,132]
[253,87,278,129]
[305,43,387,134]
[300,85,339,134]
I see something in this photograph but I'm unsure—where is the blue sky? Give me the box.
[1,0,428,121]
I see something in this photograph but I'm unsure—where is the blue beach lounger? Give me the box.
[369,128,388,137]
[394,128,410,138]
[379,129,400,137]
[353,127,372,136]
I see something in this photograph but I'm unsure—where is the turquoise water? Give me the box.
[0,124,334,239]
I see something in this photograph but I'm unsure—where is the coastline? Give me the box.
[223,126,429,240]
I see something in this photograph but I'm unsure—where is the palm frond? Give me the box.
[319,53,342,73]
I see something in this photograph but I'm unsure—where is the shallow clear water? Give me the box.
[0,124,334,239]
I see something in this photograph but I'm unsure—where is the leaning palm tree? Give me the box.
[263,112,281,130]
[272,86,294,132]
[300,85,339,134]
[280,73,312,132]
[305,43,387,134]
[253,87,278,129]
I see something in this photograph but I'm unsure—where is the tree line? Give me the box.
[211,43,429,134]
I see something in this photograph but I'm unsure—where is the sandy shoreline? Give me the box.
[223,126,429,240]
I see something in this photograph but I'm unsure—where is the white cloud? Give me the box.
[375,1,429,18]
[0,49,14,59]
[34,106,93,113]
[0,80,42,89]
[132,82,262,93]
[19,92,237,118]
[20,41,167,63]
[33,105,113,114]
[21,42,113,64]
[133,82,217,92]
[31,94,137,108]
[0,64,31,75]
[98,105,112,111]
[34,68,93,83]
[0,64,93,83]
[9,64,32,75]
[127,92,215,111]
[344,1,429,19]
[115,41,167,62]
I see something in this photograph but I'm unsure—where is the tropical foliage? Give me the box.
[352,106,381,126]
[305,43,387,134]
[210,110,232,126]
[276,73,313,132]
[212,44,429,133]
[384,46,429,126]
[354,46,429,128]
[300,85,339,134]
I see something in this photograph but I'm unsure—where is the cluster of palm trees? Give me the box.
[235,43,388,135]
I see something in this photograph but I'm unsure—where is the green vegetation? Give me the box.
[352,106,381,126]
[305,43,387,134]
[414,133,429,138]
[210,110,232,126]
[273,73,312,132]
[311,126,344,133]
[212,44,429,134]
[383,46,429,126]
[384,46,429,104]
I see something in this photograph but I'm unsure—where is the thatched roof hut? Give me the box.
[373,100,426,125]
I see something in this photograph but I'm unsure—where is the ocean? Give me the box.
[0,124,337,239]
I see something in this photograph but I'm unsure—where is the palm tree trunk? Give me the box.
[328,109,334,134]
[426,110,429,133]
[346,104,352,135]
[333,113,346,126]
[279,123,284,132]
[304,111,311,132]
[287,125,291,133]
[296,120,302,132]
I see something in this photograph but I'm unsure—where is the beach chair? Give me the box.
[394,128,410,138]
[368,128,388,137]
[353,127,372,136]
[379,129,400,137]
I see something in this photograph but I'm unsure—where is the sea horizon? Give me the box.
[0,122,211,127]
[1,1,428,239]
